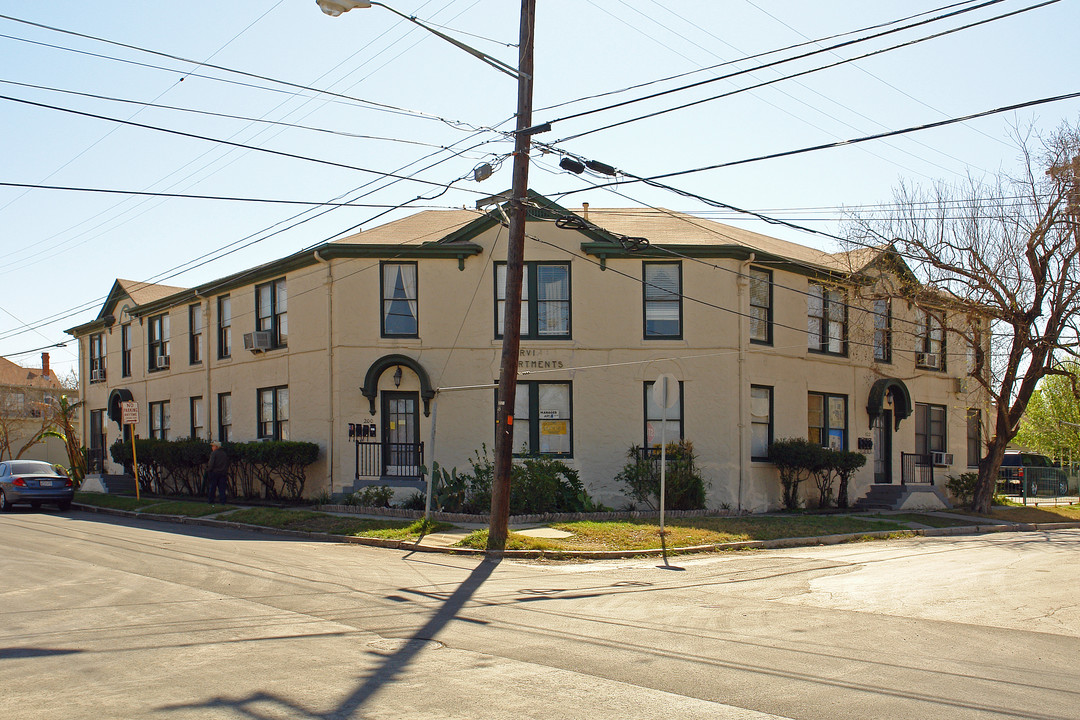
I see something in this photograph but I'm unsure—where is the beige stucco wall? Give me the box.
[77,215,988,511]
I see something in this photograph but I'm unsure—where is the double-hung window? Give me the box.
[749,267,773,344]
[189,304,203,365]
[643,262,681,339]
[148,313,170,371]
[915,403,946,457]
[121,323,132,377]
[217,392,232,442]
[751,385,773,460]
[381,262,418,337]
[217,295,232,359]
[257,386,289,441]
[256,278,287,349]
[149,400,170,440]
[644,380,683,447]
[190,396,204,439]
[808,392,847,450]
[89,333,106,383]
[873,299,892,363]
[967,408,981,468]
[495,262,570,339]
[807,282,846,355]
[917,310,946,370]
[503,381,572,455]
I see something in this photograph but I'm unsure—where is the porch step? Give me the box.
[80,474,137,495]
[855,483,952,511]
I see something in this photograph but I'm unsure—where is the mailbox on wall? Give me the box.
[349,423,377,439]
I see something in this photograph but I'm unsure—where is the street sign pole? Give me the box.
[121,401,141,500]
[652,374,679,535]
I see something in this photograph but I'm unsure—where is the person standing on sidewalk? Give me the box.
[206,441,230,505]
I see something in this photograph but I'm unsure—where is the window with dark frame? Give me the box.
[257,386,289,441]
[916,310,946,370]
[915,402,947,457]
[218,295,232,359]
[495,262,570,339]
[217,392,232,442]
[147,313,170,371]
[967,408,981,468]
[808,392,847,450]
[381,262,419,337]
[643,262,682,339]
[751,385,773,460]
[189,304,203,365]
[255,278,287,349]
[89,333,106,382]
[749,267,773,344]
[89,409,106,473]
[190,396,204,439]
[121,323,132,377]
[807,282,846,355]
[149,400,170,440]
[873,299,892,362]
[643,380,683,447]
[498,381,572,455]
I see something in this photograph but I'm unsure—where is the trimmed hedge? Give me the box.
[110,438,320,500]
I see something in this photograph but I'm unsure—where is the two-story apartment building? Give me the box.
[68,193,988,511]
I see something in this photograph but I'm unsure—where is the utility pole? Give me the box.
[488,0,537,552]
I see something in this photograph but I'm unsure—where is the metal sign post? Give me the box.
[652,374,679,535]
[121,401,140,500]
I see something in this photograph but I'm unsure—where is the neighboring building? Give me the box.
[0,352,76,464]
[67,194,989,511]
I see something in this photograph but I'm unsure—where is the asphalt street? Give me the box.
[1,509,1077,719]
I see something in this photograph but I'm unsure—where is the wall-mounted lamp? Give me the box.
[393,366,402,387]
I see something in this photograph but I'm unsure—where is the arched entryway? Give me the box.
[866,378,912,484]
[356,355,435,485]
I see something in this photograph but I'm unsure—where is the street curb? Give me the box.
[72,504,1080,560]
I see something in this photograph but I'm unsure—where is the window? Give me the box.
[643,262,681,339]
[381,262,418,337]
[749,267,772,344]
[217,392,232,442]
[751,385,773,460]
[807,282,846,355]
[89,333,106,382]
[257,386,289,441]
[873,299,891,362]
[89,409,106,473]
[217,295,232,359]
[495,262,570,339]
[915,402,947,457]
[5,392,25,416]
[808,392,847,450]
[256,278,287,348]
[917,310,946,370]
[121,323,132,377]
[503,381,572,455]
[149,401,170,440]
[189,304,203,365]
[190,396,204,439]
[644,380,683,447]
[967,408,981,468]
[148,313,170,371]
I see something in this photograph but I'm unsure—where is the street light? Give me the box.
[318,0,537,552]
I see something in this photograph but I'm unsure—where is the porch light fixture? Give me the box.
[393,366,402,387]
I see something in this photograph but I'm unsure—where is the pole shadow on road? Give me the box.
[157,556,501,719]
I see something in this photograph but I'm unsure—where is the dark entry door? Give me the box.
[381,392,419,477]
[873,410,893,484]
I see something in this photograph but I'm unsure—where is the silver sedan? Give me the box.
[0,460,74,512]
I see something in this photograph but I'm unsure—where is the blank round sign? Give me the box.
[652,373,679,410]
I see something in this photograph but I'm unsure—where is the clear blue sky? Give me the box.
[1,0,1077,378]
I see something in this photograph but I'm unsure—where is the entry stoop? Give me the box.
[855,484,952,511]
[80,474,137,494]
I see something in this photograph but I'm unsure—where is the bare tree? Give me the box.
[850,119,1080,513]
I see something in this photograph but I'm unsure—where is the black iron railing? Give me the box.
[901,452,934,485]
[355,441,424,481]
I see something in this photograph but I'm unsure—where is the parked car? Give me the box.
[0,460,74,511]
[997,452,1069,496]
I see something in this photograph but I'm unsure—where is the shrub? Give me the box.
[768,438,825,511]
[615,441,707,511]
[946,472,979,507]
[344,485,393,508]
[831,450,867,509]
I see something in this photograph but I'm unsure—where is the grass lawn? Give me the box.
[969,505,1080,524]
[223,507,451,539]
[74,492,159,511]
[867,513,975,528]
[142,501,236,517]
[457,515,911,552]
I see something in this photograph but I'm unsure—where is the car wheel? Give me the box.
[0,490,8,512]
[57,500,72,512]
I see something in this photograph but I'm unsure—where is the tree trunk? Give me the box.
[973,432,1010,514]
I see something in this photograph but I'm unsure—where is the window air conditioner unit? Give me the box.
[917,352,941,369]
[90,368,106,382]
[932,452,954,467]
[243,331,272,353]
[156,354,170,369]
